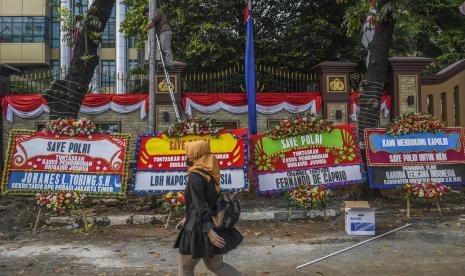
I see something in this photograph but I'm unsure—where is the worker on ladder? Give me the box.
[144,7,173,71]
[144,6,180,121]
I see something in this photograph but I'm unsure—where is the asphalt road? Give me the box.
[1,215,464,276]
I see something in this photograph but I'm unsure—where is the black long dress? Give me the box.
[174,172,243,259]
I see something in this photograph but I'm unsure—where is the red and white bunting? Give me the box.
[3,92,389,122]
[183,92,322,115]
[1,94,149,122]
[349,92,391,121]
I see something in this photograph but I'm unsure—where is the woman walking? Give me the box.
[174,140,243,276]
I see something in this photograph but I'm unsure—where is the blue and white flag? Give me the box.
[245,0,257,135]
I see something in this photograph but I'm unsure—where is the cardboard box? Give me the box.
[344,201,375,236]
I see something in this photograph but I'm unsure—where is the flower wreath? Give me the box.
[403,181,449,201]
[166,116,221,137]
[160,191,186,211]
[267,114,333,139]
[285,184,333,210]
[36,191,88,214]
[387,113,444,136]
[43,118,100,136]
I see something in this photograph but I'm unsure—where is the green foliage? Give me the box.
[121,0,148,49]
[344,0,465,74]
[398,0,465,74]
[54,2,104,49]
[121,0,465,74]
[56,7,76,47]
[121,0,363,72]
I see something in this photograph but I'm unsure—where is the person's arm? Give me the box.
[189,173,214,233]
[144,9,161,32]
[151,9,161,24]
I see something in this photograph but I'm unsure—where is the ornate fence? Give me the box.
[9,64,321,94]
[8,69,147,95]
[182,64,319,93]
[9,70,62,94]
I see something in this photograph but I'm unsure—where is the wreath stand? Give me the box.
[405,196,442,218]
[165,209,173,229]
[436,198,442,216]
[33,208,42,232]
[323,203,328,221]
[406,197,410,218]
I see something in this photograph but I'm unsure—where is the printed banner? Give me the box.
[365,128,465,166]
[368,165,465,188]
[133,129,248,193]
[251,125,364,194]
[365,128,465,188]
[1,130,131,195]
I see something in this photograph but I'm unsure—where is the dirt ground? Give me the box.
[1,187,465,275]
[1,204,465,275]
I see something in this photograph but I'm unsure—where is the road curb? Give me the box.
[45,208,337,227]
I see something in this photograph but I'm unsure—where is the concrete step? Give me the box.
[45,208,337,227]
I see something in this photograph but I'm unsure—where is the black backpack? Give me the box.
[189,181,241,231]
[211,191,241,230]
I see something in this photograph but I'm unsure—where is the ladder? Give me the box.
[155,33,181,122]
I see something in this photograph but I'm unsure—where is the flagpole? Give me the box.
[148,0,157,133]
[245,0,257,135]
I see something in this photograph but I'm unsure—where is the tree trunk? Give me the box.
[357,3,394,141]
[357,1,395,197]
[44,0,115,119]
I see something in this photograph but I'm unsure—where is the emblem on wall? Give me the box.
[157,76,176,93]
[327,76,347,93]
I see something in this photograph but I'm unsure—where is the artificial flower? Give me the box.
[43,118,101,136]
[166,116,221,137]
[403,181,449,201]
[285,184,333,210]
[160,191,186,211]
[388,113,444,136]
[36,192,87,214]
[267,114,332,139]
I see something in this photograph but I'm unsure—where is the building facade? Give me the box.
[0,0,139,93]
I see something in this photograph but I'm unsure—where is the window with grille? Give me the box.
[215,121,239,130]
[454,86,460,126]
[101,6,116,48]
[440,92,447,123]
[100,60,116,88]
[96,122,121,134]
[427,95,434,115]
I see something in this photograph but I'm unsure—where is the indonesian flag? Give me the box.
[460,1,465,15]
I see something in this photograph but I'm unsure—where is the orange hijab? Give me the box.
[186,140,221,193]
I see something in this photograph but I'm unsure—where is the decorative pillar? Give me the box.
[115,0,127,94]
[310,61,358,125]
[60,0,71,71]
[154,61,186,132]
[388,57,432,117]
